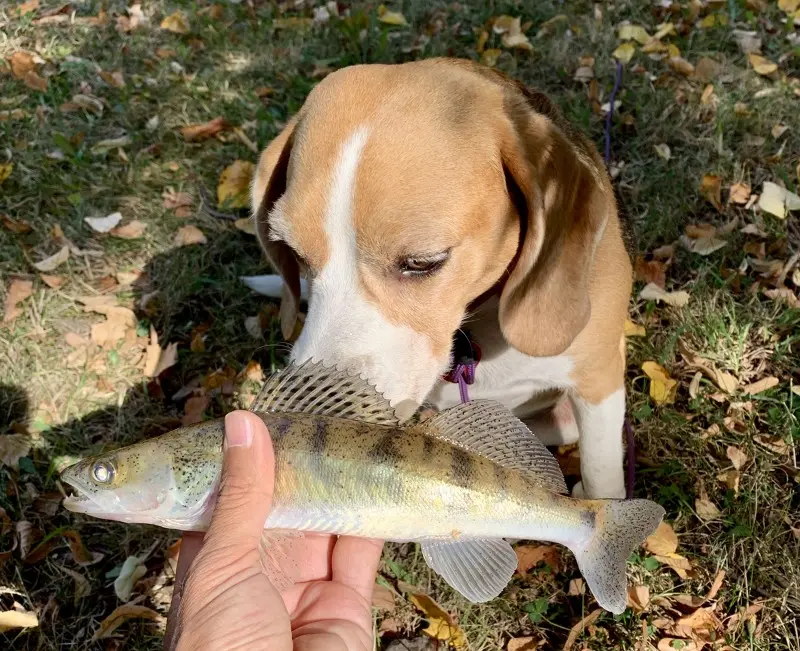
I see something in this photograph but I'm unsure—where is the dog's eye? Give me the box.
[399,250,450,277]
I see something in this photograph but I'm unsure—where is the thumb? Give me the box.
[204,410,275,549]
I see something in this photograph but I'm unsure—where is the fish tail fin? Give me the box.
[569,499,665,614]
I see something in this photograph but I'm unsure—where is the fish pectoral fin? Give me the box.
[249,360,399,425]
[258,529,304,591]
[412,400,568,494]
[421,537,517,603]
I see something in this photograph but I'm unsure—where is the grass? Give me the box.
[1,0,799,649]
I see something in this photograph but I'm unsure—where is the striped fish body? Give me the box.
[262,412,592,545]
[61,361,664,614]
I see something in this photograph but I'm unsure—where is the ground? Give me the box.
[1,0,799,649]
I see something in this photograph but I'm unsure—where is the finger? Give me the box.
[203,410,275,550]
[331,536,384,602]
[164,533,203,651]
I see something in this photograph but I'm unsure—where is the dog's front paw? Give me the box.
[572,480,626,500]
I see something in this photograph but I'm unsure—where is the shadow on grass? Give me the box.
[1,226,290,650]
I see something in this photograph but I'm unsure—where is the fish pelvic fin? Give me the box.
[421,537,518,603]
[413,400,568,494]
[570,499,665,614]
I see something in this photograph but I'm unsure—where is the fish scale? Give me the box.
[61,360,665,615]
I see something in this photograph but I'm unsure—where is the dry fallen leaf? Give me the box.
[729,183,751,205]
[32,245,70,272]
[567,578,585,596]
[181,117,229,142]
[9,51,36,79]
[508,637,542,651]
[60,566,91,605]
[0,609,38,633]
[759,182,800,219]
[182,395,210,426]
[563,608,603,651]
[639,283,690,307]
[748,53,777,76]
[627,584,650,612]
[0,163,12,184]
[706,569,726,601]
[3,277,33,324]
[174,225,207,246]
[668,56,695,76]
[624,319,646,337]
[217,160,255,209]
[92,604,164,641]
[679,345,739,394]
[515,544,561,574]
[613,42,637,64]
[114,556,147,601]
[371,583,395,611]
[110,220,147,239]
[644,521,678,555]
[0,434,32,469]
[619,24,650,44]
[696,491,721,521]
[408,593,466,649]
[160,11,190,34]
[700,174,723,211]
[688,371,702,399]
[84,212,122,233]
[480,48,502,67]
[726,446,748,470]
[743,376,779,395]
[39,274,65,289]
[654,143,671,161]
[377,6,408,26]
[163,188,194,217]
[15,0,40,15]
[2,215,32,233]
[682,235,727,256]
[642,361,678,405]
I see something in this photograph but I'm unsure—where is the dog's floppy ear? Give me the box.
[251,115,302,340]
[497,84,613,357]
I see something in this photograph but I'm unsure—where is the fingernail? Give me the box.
[224,412,254,449]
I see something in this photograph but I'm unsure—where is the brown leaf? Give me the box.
[15,0,40,16]
[33,245,70,272]
[726,601,764,631]
[160,11,190,34]
[110,220,147,239]
[564,608,603,651]
[654,553,692,579]
[39,273,65,289]
[9,51,36,79]
[515,544,561,574]
[668,56,695,76]
[99,70,125,89]
[675,606,723,634]
[408,593,466,649]
[60,566,91,604]
[174,225,207,246]
[182,395,210,426]
[92,605,164,641]
[627,584,650,612]
[181,117,229,142]
[706,569,726,601]
[508,637,542,651]
[679,345,739,394]
[696,492,721,521]
[65,530,102,565]
[23,70,48,92]
[700,174,723,211]
[162,188,193,217]
[694,57,720,82]
[16,521,40,558]
[742,376,779,395]
[3,277,33,324]
[763,287,800,308]
[718,469,740,495]
[0,433,32,468]
[635,256,666,287]
[726,446,748,471]
[2,215,32,233]
[371,583,395,611]
[644,521,678,555]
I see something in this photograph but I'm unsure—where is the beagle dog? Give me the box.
[247,58,632,499]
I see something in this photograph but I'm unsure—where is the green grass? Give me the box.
[2,0,799,649]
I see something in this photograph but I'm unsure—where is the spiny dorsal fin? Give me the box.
[415,400,568,494]
[250,360,399,425]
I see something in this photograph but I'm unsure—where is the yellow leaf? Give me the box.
[480,48,502,67]
[624,319,646,337]
[613,42,636,64]
[759,181,800,219]
[377,5,408,26]
[653,22,676,39]
[654,143,671,160]
[0,163,13,184]
[0,609,38,633]
[174,225,207,246]
[160,11,190,34]
[667,43,681,58]
[618,24,650,44]
[642,361,678,405]
[217,160,255,210]
[645,521,678,554]
[272,17,313,30]
[408,593,467,649]
[92,605,163,640]
[476,29,489,53]
[778,0,799,12]
[748,53,777,76]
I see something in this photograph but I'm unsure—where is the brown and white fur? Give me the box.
[247,59,632,499]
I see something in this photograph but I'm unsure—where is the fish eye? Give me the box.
[91,461,116,485]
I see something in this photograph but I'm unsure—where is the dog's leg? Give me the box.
[569,388,626,499]
[522,397,579,447]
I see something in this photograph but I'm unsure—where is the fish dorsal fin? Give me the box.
[416,400,568,494]
[250,360,399,425]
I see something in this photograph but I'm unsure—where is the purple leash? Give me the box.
[604,62,636,499]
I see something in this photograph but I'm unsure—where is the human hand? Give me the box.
[165,410,384,651]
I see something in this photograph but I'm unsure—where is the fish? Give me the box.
[61,360,664,614]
